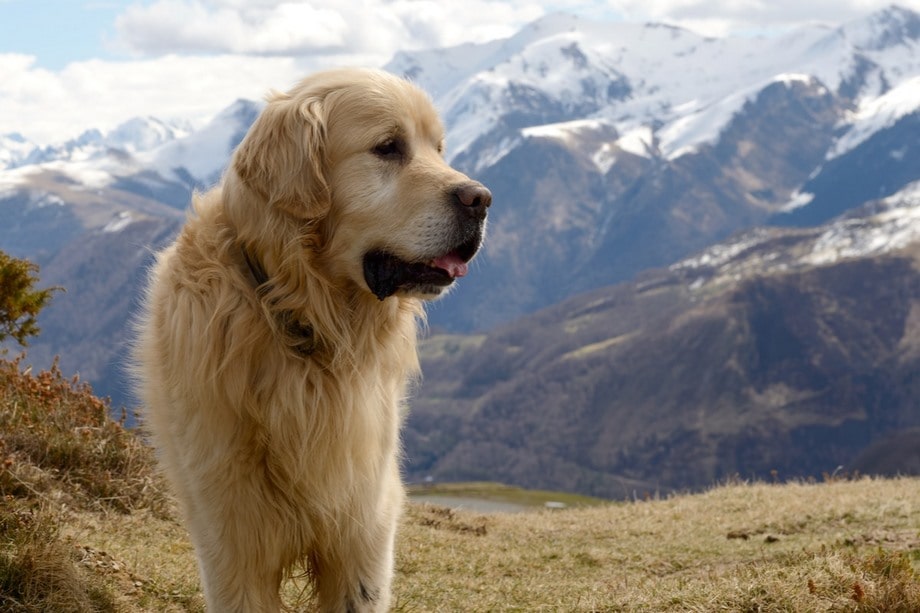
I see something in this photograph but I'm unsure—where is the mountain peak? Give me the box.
[841,4,920,51]
[217,98,262,120]
[106,116,188,154]
[0,132,37,169]
[70,128,104,148]
[513,12,583,41]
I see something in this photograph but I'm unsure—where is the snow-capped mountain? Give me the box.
[387,5,920,330]
[3,117,185,172]
[0,99,259,215]
[2,5,920,418]
[106,116,191,154]
[390,6,920,171]
[144,99,262,188]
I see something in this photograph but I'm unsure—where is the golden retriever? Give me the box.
[133,68,490,612]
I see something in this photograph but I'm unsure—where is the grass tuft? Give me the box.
[0,505,118,612]
[0,355,168,516]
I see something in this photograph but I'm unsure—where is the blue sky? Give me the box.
[0,1,135,69]
[2,0,919,143]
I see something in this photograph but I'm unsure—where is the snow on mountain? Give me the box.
[106,117,190,154]
[51,116,190,159]
[0,98,259,200]
[431,20,633,165]
[0,115,191,196]
[658,74,828,159]
[837,4,920,52]
[144,98,261,186]
[514,117,625,174]
[804,181,920,266]
[102,211,134,233]
[780,190,817,213]
[828,75,920,159]
[614,125,654,158]
[387,6,920,168]
[389,16,748,159]
[672,180,920,287]
[0,151,122,198]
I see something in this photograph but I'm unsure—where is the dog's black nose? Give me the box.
[452,182,492,219]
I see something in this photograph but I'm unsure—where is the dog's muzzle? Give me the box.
[363,181,491,300]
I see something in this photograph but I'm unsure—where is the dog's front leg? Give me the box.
[184,475,288,612]
[313,463,404,613]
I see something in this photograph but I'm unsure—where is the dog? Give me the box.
[133,68,490,612]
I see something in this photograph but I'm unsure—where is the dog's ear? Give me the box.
[232,94,329,219]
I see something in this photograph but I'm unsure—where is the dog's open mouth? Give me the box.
[363,236,480,300]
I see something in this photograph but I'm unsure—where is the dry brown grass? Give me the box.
[0,355,167,516]
[0,356,178,611]
[395,479,920,611]
[1,355,918,611]
[0,505,119,612]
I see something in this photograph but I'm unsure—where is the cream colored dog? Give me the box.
[134,68,490,612]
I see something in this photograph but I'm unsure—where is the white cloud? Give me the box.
[114,1,350,55]
[0,53,305,144]
[114,0,545,57]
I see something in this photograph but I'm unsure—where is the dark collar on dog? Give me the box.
[241,247,269,287]
[240,246,318,358]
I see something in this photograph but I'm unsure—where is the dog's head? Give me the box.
[228,68,490,301]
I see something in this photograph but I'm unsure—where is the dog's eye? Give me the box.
[373,138,405,161]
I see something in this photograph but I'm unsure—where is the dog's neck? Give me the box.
[240,245,318,357]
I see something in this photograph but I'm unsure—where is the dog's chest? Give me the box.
[261,343,408,488]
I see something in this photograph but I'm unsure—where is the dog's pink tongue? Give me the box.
[432,253,468,278]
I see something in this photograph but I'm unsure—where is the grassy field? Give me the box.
[2,358,919,611]
[399,478,920,611]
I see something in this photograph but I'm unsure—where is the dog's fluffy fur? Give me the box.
[133,68,489,612]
